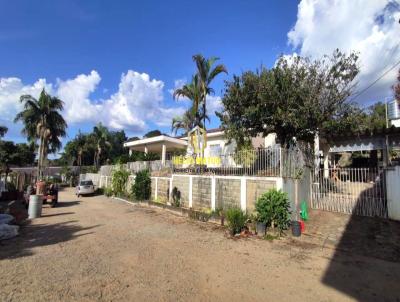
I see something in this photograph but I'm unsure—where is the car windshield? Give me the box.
[80,180,93,186]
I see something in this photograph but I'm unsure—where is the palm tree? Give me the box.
[92,123,111,168]
[192,54,227,129]
[173,75,202,111]
[14,89,67,179]
[0,126,7,138]
[171,107,209,136]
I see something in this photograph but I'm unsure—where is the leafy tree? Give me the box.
[394,68,400,102]
[143,130,162,138]
[0,125,8,138]
[192,54,227,129]
[14,89,67,178]
[218,50,359,148]
[364,102,387,130]
[0,141,35,178]
[92,123,111,167]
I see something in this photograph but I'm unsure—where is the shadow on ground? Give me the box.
[0,219,100,260]
[55,201,81,208]
[322,178,400,301]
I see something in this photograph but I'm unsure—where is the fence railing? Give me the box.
[172,147,307,178]
[311,167,387,217]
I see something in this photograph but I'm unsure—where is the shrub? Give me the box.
[132,170,151,200]
[111,165,130,197]
[225,207,247,235]
[104,187,113,197]
[171,187,181,207]
[255,189,291,234]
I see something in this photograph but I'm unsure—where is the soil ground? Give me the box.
[0,188,399,302]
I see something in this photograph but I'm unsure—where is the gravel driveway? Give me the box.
[0,188,399,302]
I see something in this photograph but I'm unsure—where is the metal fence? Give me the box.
[172,147,307,177]
[311,167,387,217]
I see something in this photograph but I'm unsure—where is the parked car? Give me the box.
[76,180,95,197]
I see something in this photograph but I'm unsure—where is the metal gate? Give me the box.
[311,167,387,217]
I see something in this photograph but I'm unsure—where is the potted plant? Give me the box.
[256,189,291,237]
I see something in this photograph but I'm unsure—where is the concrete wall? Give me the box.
[246,179,276,213]
[386,166,400,221]
[215,178,241,210]
[150,174,280,213]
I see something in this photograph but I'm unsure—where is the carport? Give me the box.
[123,135,187,165]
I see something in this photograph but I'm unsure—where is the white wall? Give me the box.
[386,166,400,221]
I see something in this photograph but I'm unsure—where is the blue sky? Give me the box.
[1,0,399,147]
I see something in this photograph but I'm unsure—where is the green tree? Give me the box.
[218,50,359,148]
[143,130,162,138]
[14,89,67,178]
[0,125,8,138]
[192,54,227,129]
[171,109,200,136]
[394,68,400,102]
[92,123,111,167]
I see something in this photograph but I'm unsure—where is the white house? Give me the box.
[123,128,277,165]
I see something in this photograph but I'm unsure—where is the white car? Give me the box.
[76,180,95,197]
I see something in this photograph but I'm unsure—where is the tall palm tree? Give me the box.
[14,89,67,179]
[192,54,227,129]
[173,75,202,110]
[92,123,111,168]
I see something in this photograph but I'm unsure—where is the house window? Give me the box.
[209,144,222,157]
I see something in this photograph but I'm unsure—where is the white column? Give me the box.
[189,176,193,208]
[240,177,247,212]
[144,146,148,154]
[323,153,329,179]
[162,144,166,165]
[129,148,132,156]
[211,176,216,210]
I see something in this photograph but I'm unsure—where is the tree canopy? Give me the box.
[218,50,360,147]
[0,141,35,172]
[61,125,128,166]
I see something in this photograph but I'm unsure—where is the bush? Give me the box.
[132,170,151,200]
[255,189,291,234]
[171,187,181,207]
[111,166,130,197]
[104,187,113,197]
[225,207,247,235]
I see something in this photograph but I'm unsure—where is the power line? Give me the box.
[350,58,400,102]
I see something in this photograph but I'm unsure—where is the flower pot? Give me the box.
[256,222,266,236]
[291,221,301,237]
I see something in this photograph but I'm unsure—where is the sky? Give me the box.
[1,0,400,148]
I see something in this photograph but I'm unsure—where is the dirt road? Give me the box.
[0,188,399,302]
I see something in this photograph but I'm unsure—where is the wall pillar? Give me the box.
[155,177,158,200]
[189,176,193,208]
[144,146,148,154]
[240,177,247,212]
[211,177,216,210]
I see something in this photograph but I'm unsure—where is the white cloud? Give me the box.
[0,70,186,135]
[56,70,102,124]
[288,0,400,105]
[207,95,223,114]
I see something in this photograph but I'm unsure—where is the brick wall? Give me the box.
[192,178,211,210]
